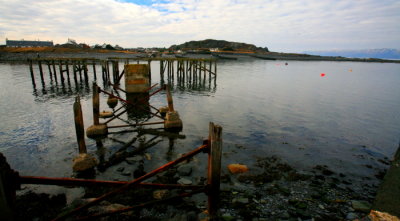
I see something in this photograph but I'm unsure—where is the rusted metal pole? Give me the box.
[73,96,87,154]
[165,84,174,112]
[207,122,223,220]
[29,59,36,88]
[92,83,100,125]
[19,176,204,189]
[52,144,208,221]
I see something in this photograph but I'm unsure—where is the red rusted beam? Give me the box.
[76,188,206,220]
[99,88,164,120]
[52,144,209,221]
[19,176,204,189]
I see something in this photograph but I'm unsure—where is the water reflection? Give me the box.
[161,70,217,93]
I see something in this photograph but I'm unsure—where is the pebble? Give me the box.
[177,164,193,176]
[122,171,131,176]
[233,197,249,204]
[346,212,357,220]
[116,167,124,172]
[351,200,371,212]
[177,178,192,185]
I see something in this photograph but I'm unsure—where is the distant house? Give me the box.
[6,39,54,47]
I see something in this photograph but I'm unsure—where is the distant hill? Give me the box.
[169,39,269,52]
[303,48,400,59]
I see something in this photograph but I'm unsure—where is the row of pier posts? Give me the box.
[160,59,216,83]
[28,58,217,91]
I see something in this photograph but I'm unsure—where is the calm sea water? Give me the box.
[0,59,399,184]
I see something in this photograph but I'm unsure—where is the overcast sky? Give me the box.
[0,0,399,52]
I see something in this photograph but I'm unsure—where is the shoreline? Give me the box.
[1,49,400,64]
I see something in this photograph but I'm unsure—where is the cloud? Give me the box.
[0,0,399,51]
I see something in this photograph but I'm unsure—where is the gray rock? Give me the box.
[233,197,249,204]
[351,200,371,212]
[126,156,143,164]
[281,211,290,219]
[72,153,98,172]
[177,178,192,185]
[346,212,357,220]
[116,167,124,172]
[122,171,131,176]
[222,213,235,221]
[177,164,193,176]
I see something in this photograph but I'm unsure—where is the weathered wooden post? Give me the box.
[207,122,222,220]
[47,62,53,82]
[93,83,100,125]
[164,85,182,131]
[65,60,70,81]
[86,83,108,139]
[83,60,88,83]
[73,96,87,154]
[0,153,19,221]
[52,60,57,82]
[73,96,98,172]
[38,60,45,87]
[92,62,97,80]
[72,61,78,83]
[29,59,36,88]
[147,60,151,82]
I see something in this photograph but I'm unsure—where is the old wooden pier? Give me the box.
[28,57,217,89]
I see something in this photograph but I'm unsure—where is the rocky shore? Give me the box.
[14,152,390,221]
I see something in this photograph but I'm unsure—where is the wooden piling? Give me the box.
[29,59,36,88]
[166,85,174,112]
[52,60,57,82]
[92,62,97,80]
[83,60,88,83]
[65,60,70,80]
[92,83,100,125]
[38,60,45,86]
[207,122,223,219]
[73,96,87,154]
[47,62,53,82]
[73,61,78,83]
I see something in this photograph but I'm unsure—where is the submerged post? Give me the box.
[73,96,98,172]
[73,96,87,154]
[86,83,108,139]
[164,85,182,131]
[207,122,223,219]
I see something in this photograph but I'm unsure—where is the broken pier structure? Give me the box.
[28,57,217,90]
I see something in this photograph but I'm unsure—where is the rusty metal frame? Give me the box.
[52,143,209,220]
